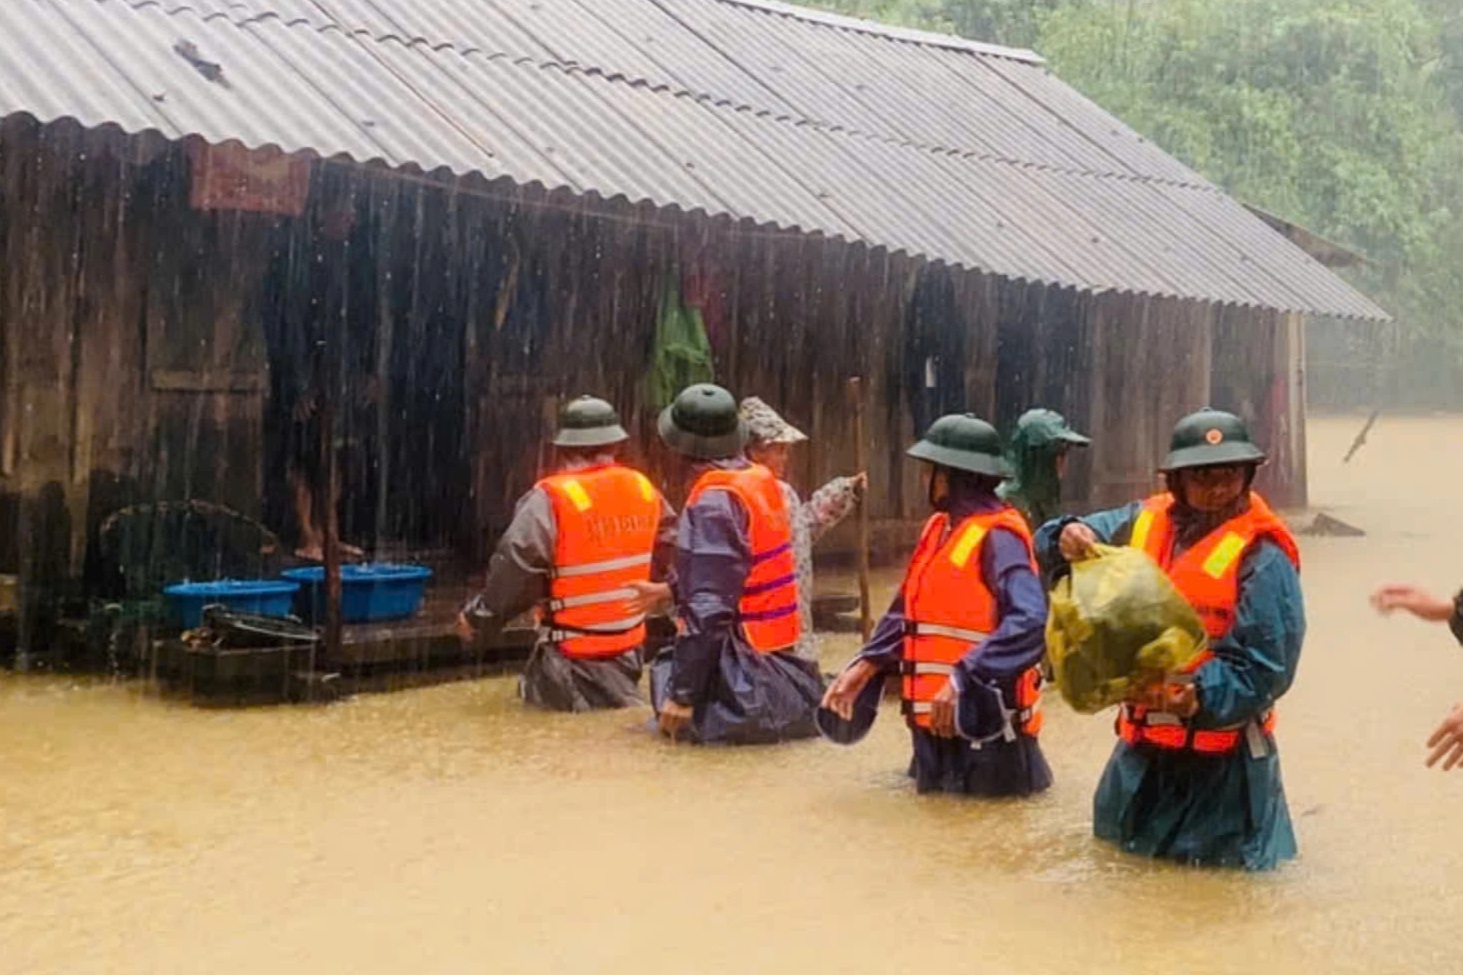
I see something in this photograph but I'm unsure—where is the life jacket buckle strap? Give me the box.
[1245,720,1269,760]
[547,614,648,641]
[1119,705,1276,756]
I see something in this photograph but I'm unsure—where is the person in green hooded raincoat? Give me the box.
[997,409,1090,530]
[1037,409,1305,871]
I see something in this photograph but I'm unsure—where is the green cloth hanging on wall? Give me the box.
[646,269,715,411]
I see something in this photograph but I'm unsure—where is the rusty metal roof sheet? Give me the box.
[0,0,1388,319]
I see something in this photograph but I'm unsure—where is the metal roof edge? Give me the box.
[1241,203,1378,270]
[1,109,1394,322]
[711,0,1045,64]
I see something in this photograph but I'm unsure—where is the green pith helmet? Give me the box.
[1013,409,1091,449]
[1160,409,1267,472]
[553,395,629,449]
[998,408,1090,526]
[657,383,747,460]
[907,413,1013,479]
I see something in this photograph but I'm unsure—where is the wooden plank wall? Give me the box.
[1210,305,1307,508]
[0,119,1315,620]
[1084,293,1214,508]
[0,122,161,606]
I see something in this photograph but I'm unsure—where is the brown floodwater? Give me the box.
[4,415,1463,975]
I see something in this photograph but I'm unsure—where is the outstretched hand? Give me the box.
[1427,703,1463,770]
[1371,583,1455,622]
[821,659,878,720]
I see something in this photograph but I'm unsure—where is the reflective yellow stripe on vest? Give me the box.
[554,553,653,579]
[549,587,639,611]
[1202,532,1248,580]
[558,478,593,513]
[911,622,991,644]
[1130,509,1156,552]
[905,661,955,677]
[948,524,987,569]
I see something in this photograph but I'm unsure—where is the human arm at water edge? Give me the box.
[1371,583,1463,645]
[1370,583,1463,761]
[458,488,555,642]
[819,591,905,720]
[803,475,866,544]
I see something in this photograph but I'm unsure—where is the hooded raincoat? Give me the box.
[1036,501,1306,870]
[649,458,825,745]
[852,482,1052,796]
[997,409,1089,531]
[462,453,678,712]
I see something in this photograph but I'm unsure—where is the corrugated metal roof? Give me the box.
[0,0,1388,320]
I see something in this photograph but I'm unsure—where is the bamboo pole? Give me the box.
[320,352,343,681]
[847,377,873,643]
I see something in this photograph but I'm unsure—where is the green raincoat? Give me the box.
[998,409,1090,528]
[646,271,715,411]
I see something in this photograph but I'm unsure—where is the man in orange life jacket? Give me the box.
[648,384,824,745]
[820,414,1053,796]
[457,396,676,712]
[1039,409,1306,870]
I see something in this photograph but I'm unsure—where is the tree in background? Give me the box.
[1041,0,1463,342]
[815,0,1060,47]
[815,0,1463,403]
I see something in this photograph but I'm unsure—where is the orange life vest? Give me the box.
[686,464,801,653]
[539,465,662,659]
[1118,492,1300,754]
[900,506,1043,738]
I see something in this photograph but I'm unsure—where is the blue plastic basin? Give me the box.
[281,563,433,624]
[164,580,301,630]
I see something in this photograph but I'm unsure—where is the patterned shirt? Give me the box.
[780,476,861,661]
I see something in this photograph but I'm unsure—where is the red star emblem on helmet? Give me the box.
[1205,428,1225,445]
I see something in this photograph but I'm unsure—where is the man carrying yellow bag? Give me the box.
[1038,409,1305,871]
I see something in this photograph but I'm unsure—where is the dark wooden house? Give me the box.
[0,0,1386,662]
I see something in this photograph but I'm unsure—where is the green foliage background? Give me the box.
[814,0,1463,395]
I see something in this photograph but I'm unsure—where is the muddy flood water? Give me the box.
[4,415,1463,975]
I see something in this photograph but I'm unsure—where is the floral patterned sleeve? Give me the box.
[804,476,861,544]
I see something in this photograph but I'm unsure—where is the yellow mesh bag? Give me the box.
[1045,544,1207,713]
